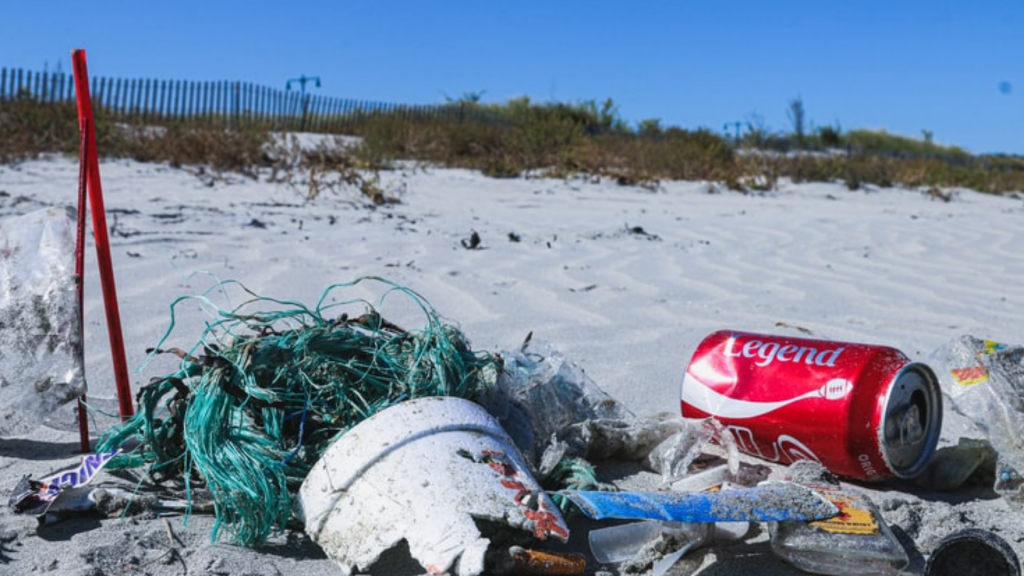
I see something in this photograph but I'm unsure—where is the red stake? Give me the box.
[71,49,135,421]
[75,120,91,452]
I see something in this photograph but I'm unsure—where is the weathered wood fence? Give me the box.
[0,67,484,133]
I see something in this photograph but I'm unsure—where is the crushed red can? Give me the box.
[681,330,942,481]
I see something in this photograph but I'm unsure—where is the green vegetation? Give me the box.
[2,90,1022,196]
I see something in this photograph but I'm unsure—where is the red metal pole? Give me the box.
[71,49,135,421]
[75,120,91,452]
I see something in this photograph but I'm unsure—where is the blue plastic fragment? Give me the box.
[562,481,839,523]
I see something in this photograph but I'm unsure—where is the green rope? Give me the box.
[98,276,499,547]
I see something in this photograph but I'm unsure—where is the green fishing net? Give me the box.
[97,276,499,547]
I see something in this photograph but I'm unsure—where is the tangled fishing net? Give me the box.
[97,277,499,547]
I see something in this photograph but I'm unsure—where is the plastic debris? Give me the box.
[563,481,839,523]
[0,206,85,436]
[8,449,120,516]
[589,520,749,576]
[619,523,708,576]
[298,396,568,576]
[645,418,715,483]
[925,528,1021,576]
[496,546,586,575]
[481,338,708,489]
[21,484,212,525]
[670,464,731,492]
[670,461,773,492]
[914,437,997,491]
[587,464,755,574]
[95,277,499,547]
[769,485,909,576]
[589,521,708,564]
[930,336,1024,499]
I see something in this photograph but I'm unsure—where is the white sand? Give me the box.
[2,150,1024,575]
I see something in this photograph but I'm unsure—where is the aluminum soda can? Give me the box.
[681,330,942,481]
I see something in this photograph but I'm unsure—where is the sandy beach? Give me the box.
[2,148,1024,575]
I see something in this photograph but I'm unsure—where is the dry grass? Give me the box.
[3,94,1023,196]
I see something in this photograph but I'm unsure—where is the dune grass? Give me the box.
[2,92,1022,195]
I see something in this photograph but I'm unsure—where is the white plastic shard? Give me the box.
[298,396,569,576]
[0,206,84,436]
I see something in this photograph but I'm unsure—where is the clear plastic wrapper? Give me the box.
[0,207,84,436]
[929,336,1024,499]
[477,339,706,481]
[769,486,909,576]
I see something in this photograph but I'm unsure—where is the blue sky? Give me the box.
[2,1,1021,154]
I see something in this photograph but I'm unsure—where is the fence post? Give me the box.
[223,80,231,126]
[148,79,157,122]
[93,77,103,110]
[112,78,122,117]
[128,79,138,121]
[197,80,205,123]
[257,85,266,127]
[155,80,165,122]
[272,86,281,131]
[232,81,239,125]
[247,82,255,124]
[213,81,222,126]
[310,95,319,131]
[142,79,151,122]
[168,80,177,118]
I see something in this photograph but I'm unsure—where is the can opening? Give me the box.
[881,364,942,478]
[907,389,927,442]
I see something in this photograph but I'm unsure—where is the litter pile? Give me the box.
[7,272,1024,576]
[96,277,500,546]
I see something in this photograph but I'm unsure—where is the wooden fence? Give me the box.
[0,67,486,133]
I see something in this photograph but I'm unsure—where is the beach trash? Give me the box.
[914,437,997,491]
[499,546,586,575]
[588,520,748,576]
[930,336,1024,499]
[298,396,569,576]
[8,448,120,518]
[0,206,84,436]
[769,486,909,576]
[682,330,942,481]
[563,481,839,523]
[588,520,707,564]
[925,528,1020,576]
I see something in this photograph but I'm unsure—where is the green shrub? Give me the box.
[845,129,970,159]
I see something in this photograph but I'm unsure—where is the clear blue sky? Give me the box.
[2,1,1020,154]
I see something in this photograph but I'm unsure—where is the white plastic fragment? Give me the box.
[0,206,84,436]
[298,396,569,576]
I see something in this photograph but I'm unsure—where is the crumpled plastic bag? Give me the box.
[0,207,84,436]
[929,336,1024,498]
[474,337,711,485]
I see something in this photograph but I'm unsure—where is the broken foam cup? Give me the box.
[298,396,568,576]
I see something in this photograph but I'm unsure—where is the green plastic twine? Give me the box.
[98,276,498,547]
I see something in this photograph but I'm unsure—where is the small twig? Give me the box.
[134,518,189,574]
[163,518,182,548]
